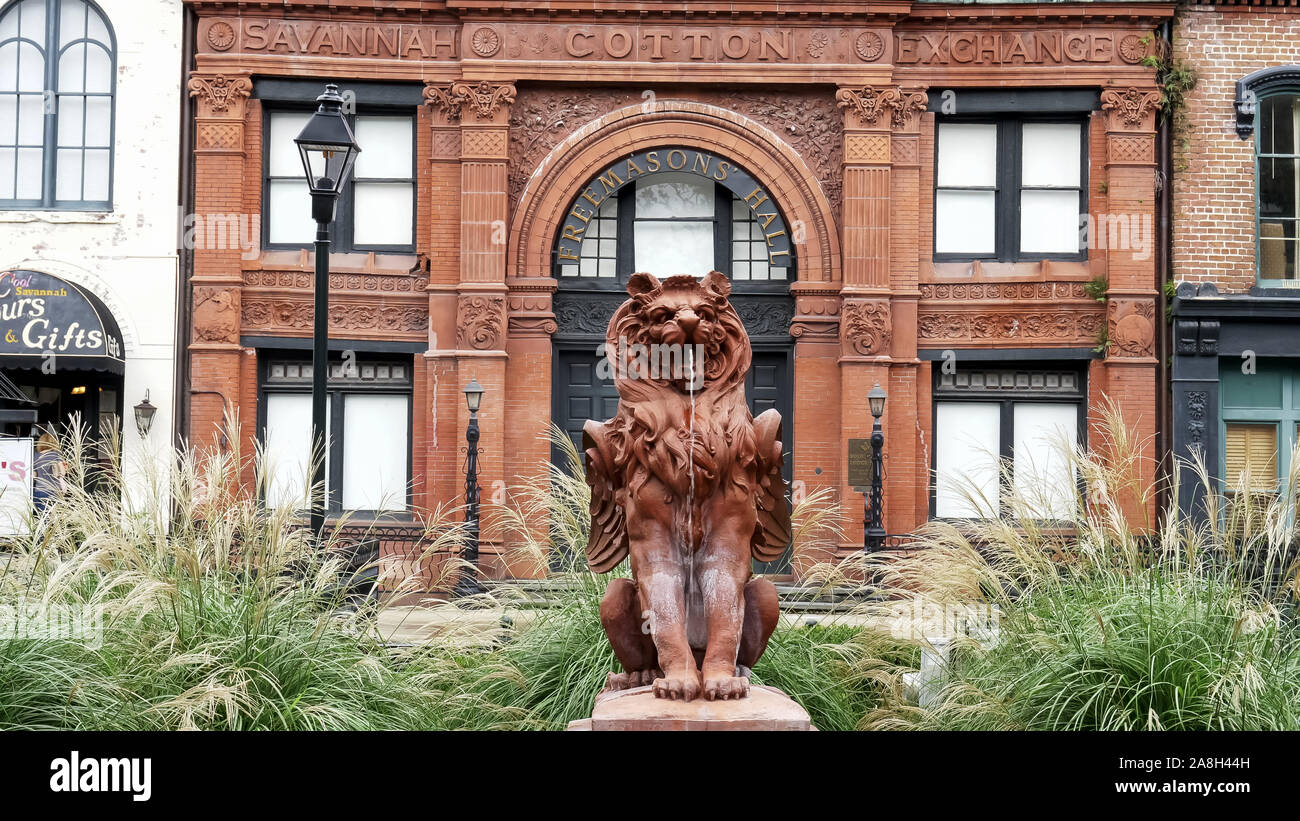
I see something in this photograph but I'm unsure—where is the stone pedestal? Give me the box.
[567,684,814,731]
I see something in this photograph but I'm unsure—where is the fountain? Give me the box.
[569,270,812,731]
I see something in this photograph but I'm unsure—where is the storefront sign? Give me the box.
[554,147,792,269]
[0,437,33,536]
[0,270,125,373]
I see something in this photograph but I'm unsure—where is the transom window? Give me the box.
[554,153,793,286]
[259,354,412,515]
[932,366,1085,521]
[934,118,1087,261]
[0,0,115,209]
[263,109,415,252]
[1257,92,1299,281]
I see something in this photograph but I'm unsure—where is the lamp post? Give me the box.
[454,378,485,598]
[865,382,887,552]
[294,84,360,541]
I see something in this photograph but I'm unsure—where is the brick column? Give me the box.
[186,73,252,455]
[834,85,927,548]
[421,85,465,518]
[1099,86,1163,528]
[429,81,516,577]
[889,97,928,533]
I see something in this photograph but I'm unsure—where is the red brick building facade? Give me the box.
[183,0,1172,579]
[1169,1,1300,520]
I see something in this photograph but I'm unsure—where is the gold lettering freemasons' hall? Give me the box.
[555,148,792,267]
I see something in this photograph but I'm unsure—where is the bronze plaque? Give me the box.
[847,438,872,489]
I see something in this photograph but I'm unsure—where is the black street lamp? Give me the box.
[454,378,485,598]
[865,382,887,552]
[294,84,360,541]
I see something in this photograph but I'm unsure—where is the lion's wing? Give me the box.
[582,420,629,573]
[751,409,792,563]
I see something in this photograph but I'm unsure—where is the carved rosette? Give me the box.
[187,73,252,116]
[426,81,517,122]
[790,292,841,341]
[1107,298,1156,358]
[457,294,506,350]
[835,86,928,131]
[1101,87,1163,131]
[841,299,892,356]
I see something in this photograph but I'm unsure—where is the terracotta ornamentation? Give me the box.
[583,271,790,701]
[193,287,239,343]
[835,85,928,130]
[452,81,517,119]
[1101,86,1163,128]
[842,299,892,356]
[422,83,463,122]
[425,81,517,121]
[187,74,252,114]
[457,294,505,350]
[1108,299,1156,357]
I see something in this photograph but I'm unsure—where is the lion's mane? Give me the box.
[600,274,761,502]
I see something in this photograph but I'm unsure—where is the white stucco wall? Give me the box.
[1,0,182,506]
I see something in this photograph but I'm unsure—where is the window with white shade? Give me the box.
[263,109,415,251]
[933,367,1084,521]
[934,118,1087,260]
[0,0,115,209]
[260,354,412,515]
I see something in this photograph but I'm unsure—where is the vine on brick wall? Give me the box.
[1140,33,1198,172]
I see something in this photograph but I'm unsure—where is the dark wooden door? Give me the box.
[553,343,794,573]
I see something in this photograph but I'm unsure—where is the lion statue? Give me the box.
[582,270,790,701]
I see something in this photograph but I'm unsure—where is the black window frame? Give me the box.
[929,361,1088,525]
[553,178,797,294]
[932,114,1089,264]
[1254,85,1300,283]
[0,0,117,211]
[259,100,418,255]
[256,350,415,520]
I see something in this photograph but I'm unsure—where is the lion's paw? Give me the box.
[607,669,663,691]
[652,674,701,701]
[703,675,750,701]
[605,671,639,691]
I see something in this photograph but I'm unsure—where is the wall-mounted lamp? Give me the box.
[133,390,157,438]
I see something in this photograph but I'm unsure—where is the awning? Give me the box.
[0,269,125,376]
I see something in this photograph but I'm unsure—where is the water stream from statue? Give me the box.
[685,345,697,633]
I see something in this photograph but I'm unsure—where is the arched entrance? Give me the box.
[505,101,842,573]
[548,147,798,570]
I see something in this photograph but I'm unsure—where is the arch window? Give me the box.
[0,0,115,209]
[553,148,794,287]
[1236,66,1300,282]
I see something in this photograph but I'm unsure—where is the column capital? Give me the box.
[187,73,252,119]
[424,81,517,125]
[835,85,927,132]
[1100,86,1163,133]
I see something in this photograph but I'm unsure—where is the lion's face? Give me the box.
[615,271,748,395]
